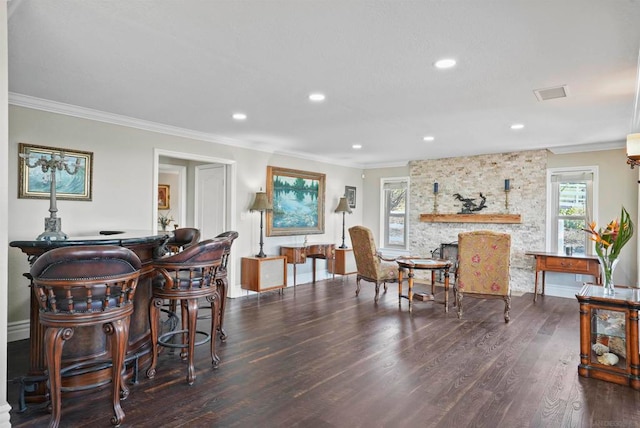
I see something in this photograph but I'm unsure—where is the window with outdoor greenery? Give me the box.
[547,168,596,255]
[381,178,409,249]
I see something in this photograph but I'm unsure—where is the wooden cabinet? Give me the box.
[328,248,357,276]
[576,284,640,390]
[241,256,287,292]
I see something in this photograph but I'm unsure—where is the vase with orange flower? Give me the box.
[584,207,634,295]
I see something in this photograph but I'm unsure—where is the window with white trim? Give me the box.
[547,167,597,255]
[381,177,409,250]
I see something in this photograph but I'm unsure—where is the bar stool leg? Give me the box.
[146,298,162,379]
[105,318,129,426]
[44,327,74,428]
[207,293,221,367]
[184,298,199,385]
[217,278,228,341]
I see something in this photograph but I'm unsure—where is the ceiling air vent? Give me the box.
[534,85,568,101]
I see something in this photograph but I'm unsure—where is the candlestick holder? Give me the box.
[504,189,510,213]
[20,148,81,241]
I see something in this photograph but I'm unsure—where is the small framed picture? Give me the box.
[158,184,170,209]
[345,186,356,209]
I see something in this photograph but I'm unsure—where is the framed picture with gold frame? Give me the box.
[266,166,326,236]
[18,143,93,201]
[158,184,170,210]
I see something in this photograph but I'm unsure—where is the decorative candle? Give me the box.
[434,182,439,194]
[504,179,510,191]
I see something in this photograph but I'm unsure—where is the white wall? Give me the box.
[1,2,12,424]
[548,148,639,288]
[7,105,363,339]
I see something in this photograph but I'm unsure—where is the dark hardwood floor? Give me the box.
[6,277,640,427]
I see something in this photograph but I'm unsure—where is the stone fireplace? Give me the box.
[408,149,547,294]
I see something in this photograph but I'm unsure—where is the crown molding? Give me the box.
[548,140,625,154]
[9,92,366,168]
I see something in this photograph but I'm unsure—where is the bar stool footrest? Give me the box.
[157,329,211,349]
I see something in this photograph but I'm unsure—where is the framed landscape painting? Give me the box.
[266,166,326,236]
[18,143,93,201]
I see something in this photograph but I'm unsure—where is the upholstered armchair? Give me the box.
[455,230,511,322]
[348,225,402,303]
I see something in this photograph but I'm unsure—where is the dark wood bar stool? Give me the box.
[29,246,142,428]
[209,231,238,341]
[146,238,228,385]
[166,227,200,254]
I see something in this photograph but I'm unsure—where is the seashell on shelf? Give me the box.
[596,335,609,346]
[608,336,626,359]
[592,342,609,356]
[597,352,619,366]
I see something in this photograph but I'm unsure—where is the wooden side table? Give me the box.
[328,248,357,277]
[526,251,601,302]
[576,284,640,390]
[241,256,287,292]
[396,258,452,313]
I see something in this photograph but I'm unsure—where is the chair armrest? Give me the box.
[376,252,398,262]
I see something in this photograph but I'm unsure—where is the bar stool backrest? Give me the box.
[30,245,142,316]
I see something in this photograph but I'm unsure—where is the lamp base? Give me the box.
[37,217,68,241]
[339,245,348,249]
[256,250,267,258]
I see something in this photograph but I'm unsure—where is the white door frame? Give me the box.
[153,148,237,283]
[158,163,187,228]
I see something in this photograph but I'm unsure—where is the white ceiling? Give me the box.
[8,0,640,168]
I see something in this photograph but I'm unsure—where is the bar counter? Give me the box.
[10,230,170,405]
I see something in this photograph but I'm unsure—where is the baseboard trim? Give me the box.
[8,319,29,342]
[543,283,582,299]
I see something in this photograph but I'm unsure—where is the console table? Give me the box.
[10,231,169,405]
[280,243,335,286]
[525,251,601,302]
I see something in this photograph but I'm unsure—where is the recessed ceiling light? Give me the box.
[423,136,435,142]
[434,58,456,69]
[352,144,362,149]
[309,93,326,102]
[232,113,247,121]
[510,123,525,130]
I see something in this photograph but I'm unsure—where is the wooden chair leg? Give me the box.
[217,278,228,341]
[456,292,463,319]
[504,296,511,323]
[185,298,199,385]
[208,293,221,367]
[146,297,162,379]
[355,276,361,296]
[44,327,74,428]
[105,319,129,426]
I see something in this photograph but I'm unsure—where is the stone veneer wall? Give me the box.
[409,149,548,294]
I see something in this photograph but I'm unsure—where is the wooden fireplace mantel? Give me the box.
[419,213,522,224]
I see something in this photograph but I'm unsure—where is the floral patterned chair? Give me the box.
[455,230,511,322]
[348,225,403,303]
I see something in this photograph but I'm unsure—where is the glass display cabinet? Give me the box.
[576,284,640,390]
